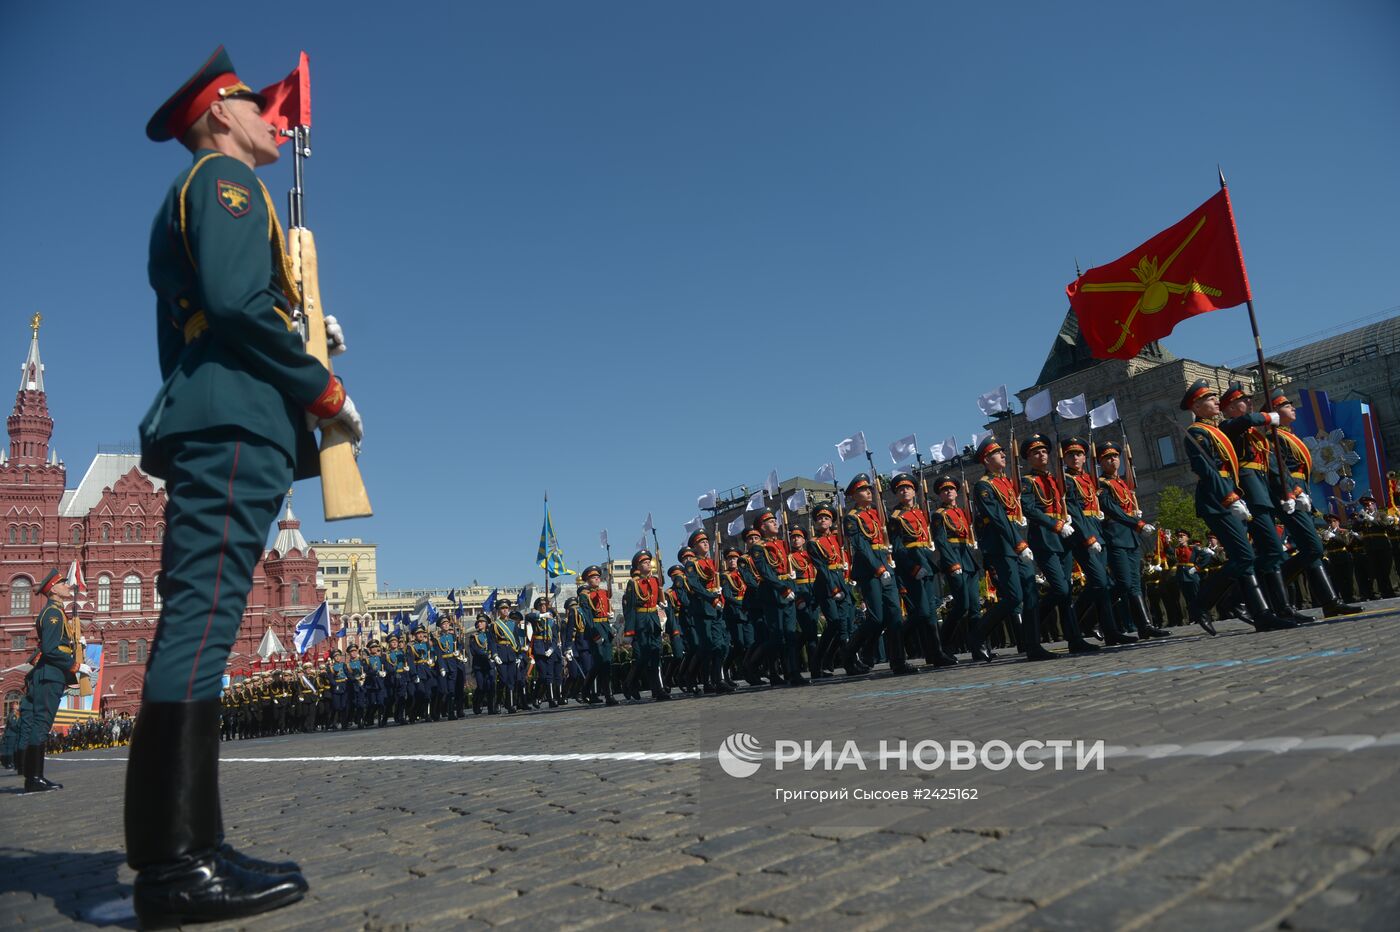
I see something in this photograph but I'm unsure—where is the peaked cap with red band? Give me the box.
[146,46,266,143]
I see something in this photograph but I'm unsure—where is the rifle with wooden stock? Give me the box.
[284,125,372,520]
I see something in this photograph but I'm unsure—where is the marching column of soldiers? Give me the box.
[192,379,1398,744]
[8,377,1399,764]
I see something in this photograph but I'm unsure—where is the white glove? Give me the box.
[324,315,347,357]
[492,655,502,665]
[565,650,574,661]
[1280,499,1295,515]
[1321,529,1334,541]
[1142,523,1156,535]
[1229,500,1251,522]
[1387,515,1400,527]
[1363,514,1376,524]
[1188,566,1198,575]
[1266,412,1281,426]
[834,591,845,601]
[1090,540,1103,553]
[310,395,364,447]
[950,566,962,575]
[1016,516,1028,527]
[1297,493,1312,512]
[1062,514,1074,528]
[545,647,554,657]
[1058,524,1075,538]
[1133,510,1143,519]
[1019,548,1036,565]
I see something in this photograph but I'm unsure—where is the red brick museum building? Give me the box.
[0,319,322,716]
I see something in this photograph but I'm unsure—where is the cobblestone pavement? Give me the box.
[4,606,1400,930]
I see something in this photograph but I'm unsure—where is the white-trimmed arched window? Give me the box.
[123,574,142,612]
[118,640,130,664]
[97,575,112,612]
[10,576,32,614]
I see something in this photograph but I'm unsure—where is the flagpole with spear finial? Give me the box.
[1219,165,1293,499]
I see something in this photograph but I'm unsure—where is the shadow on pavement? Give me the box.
[0,846,135,927]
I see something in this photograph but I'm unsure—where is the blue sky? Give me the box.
[3,1,1397,588]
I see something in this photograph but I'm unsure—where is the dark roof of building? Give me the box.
[1264,315,1400,378]
[1035,309,1174,386]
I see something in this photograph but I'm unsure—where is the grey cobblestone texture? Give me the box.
[2,608,1399,929]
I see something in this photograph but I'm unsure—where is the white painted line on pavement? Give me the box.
[52,733,1400,766]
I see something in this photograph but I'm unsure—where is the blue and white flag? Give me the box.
[294,602,332,654]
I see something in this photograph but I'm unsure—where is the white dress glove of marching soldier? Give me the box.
[1142,523,1156,535]
[1297,492,1312,512]
[1058,523,1075,538]
[1019,547,1036,565]
[324,315,347,357]
[1280,499,1296,515]
[1229,500,1252,523]
[1090,540,1103,553]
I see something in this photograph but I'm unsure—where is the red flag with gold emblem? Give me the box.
[1067,189,1251,360]
[259,51,311,144]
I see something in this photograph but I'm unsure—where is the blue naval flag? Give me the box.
[481,589,499,615]
[294,602,333,654]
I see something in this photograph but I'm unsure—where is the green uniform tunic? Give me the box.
[141,150,337,703]
[17,596,77,749]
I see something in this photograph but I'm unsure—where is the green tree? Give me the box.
[1152,485,1207,541]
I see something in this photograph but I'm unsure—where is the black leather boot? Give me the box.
[1017,613,1057,661]
[1313,564,1362,617]
[1264,571,1311,622]
[1242,575,1295,630]
[784,643,810,686]
[1187,572,1230,636]
[126,702,307,929]
[840,626,872,676]
[886,627,916,675]
[22,746,52,793]
[27,745,63,791]
[1062,603,1101,653]
[1130,595,1173,639]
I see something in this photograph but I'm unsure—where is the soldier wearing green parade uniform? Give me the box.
[129,45,363,924]
[1269,389,1360,617]
[1019,436,1099,653]
[888,476,959,666]
[16,570,77,792]
[973,437,1054,661]
[1218,384,1310,622]
[1061,439,1138,646]
[2,700,21,772]
[1095,441,1172,642]
[1173,531,1203,620]
[747,509,810,687]
[932,478,992,661]
[1322,515,1359,604]
[684,530,734,693]
[623,551,669,701]
[579,567,619,706]
[786,527,826,678]
[842,473,916,674]
[808,505,858,674]
[1180,380,1290,635]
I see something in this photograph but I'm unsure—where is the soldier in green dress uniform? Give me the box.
[128,46,361,925]
[16,569,77,793]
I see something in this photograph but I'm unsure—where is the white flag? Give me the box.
[814,462,836,484]
[930,436,958,463]
[1089,398,1120,429]
[786,488,809,511]
[292,602,332,655]
[599,529,609,549]
[684,515,703,535]
[697,489,717,510]
[1057,394,1088,419]
[642,512,654,534]
[888,434,918,464]
[727,512,747,536]
[764,470,780,496]
[1024,389,1052,421]
[836,431,868,462]
[971,429,993,451]
[977,384,1009,416]
[256,626,287,660]
[745,490,765,512]
[636,534,647,552]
